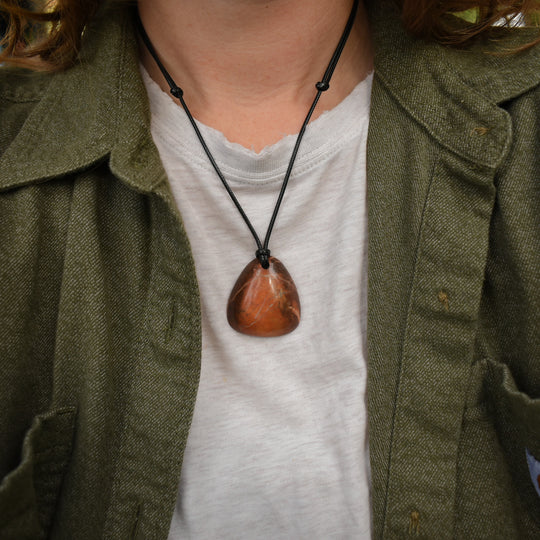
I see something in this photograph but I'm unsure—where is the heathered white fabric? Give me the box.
[142,67,373,540]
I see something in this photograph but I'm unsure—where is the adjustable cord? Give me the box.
[136,0,359,268]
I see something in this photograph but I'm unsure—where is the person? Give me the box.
[0,0,539,538]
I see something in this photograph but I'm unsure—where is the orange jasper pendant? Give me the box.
[227,257,300,337]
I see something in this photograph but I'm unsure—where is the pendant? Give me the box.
[227,256,300,337]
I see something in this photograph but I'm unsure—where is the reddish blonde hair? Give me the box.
[1,0,539,70]
[0,0,102,68]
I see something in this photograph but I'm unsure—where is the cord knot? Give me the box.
[170,86,183,98]
[256,249,271,269]
[316,81,330,92]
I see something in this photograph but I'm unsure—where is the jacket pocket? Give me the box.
[0,406,76,539]
[485,359,540,525]
[454,359,540,539]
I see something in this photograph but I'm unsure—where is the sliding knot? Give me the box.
[256,249,271,269]
[316,81,330,91]
[170,87,183,98]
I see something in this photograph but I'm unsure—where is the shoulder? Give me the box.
[368,0,540,106]
[0,65,55,116]
[0,65,52,101]
[448,29,540,107]
[0,67,54,156]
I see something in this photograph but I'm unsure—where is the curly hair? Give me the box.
[0,0,539,70]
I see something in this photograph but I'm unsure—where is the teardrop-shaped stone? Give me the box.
[227,256,301,337]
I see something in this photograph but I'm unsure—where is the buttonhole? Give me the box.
[408,510,420,535]
[438,290,450,311]
[471,126,490,136]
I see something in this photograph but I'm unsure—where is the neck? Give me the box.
[138,0,373,151]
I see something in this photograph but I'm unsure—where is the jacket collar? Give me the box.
[367,0,540,169]
[0,6,166,193]
[1,2,540,191]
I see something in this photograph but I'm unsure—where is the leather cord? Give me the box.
[136,0,359,268]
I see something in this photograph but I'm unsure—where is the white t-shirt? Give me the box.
[142,67,373,539]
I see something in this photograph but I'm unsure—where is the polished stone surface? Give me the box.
[227,257,301,337]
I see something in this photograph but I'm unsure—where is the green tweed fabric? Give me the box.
[0,1,539,538]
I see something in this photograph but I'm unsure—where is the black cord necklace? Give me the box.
[137,0,359,337]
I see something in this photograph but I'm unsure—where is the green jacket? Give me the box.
[1,1,539,538]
